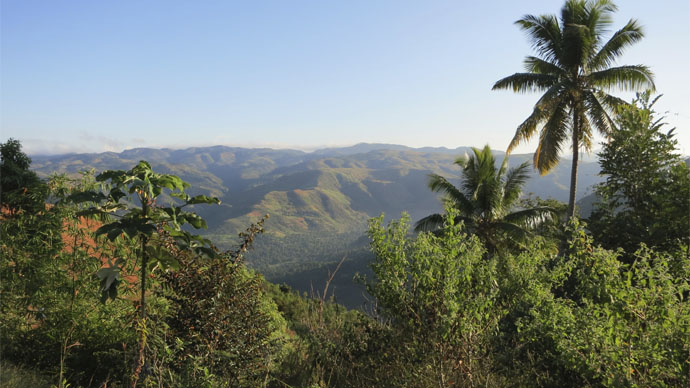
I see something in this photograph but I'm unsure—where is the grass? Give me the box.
[0,361,53,388]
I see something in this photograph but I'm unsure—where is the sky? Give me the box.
[1,0,689,156]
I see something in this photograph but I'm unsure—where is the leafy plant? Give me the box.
[1,170,137,387]
[68,160,220,386]
[0,138,45,214]
[159,216,291,387]
[589,92,690,259]
[415,145,553,254]
[506,220,690,386]
[368,209,504,387]
[493,0,655,217]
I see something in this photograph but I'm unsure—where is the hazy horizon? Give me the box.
[27,141,617,165]
[3,1,689,156]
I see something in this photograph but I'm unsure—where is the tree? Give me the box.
[368,210,502,387]
[1,172,136,388]
[415,145,553,253]
[159,216,289,388]
[492,0,655,218]
[1,138,45,214]
[588,92,690,257]
[501,220,690,386]
[68,160,220,387]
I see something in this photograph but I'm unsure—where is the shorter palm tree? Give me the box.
[415,145,553,252]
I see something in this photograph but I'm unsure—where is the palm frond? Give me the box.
[462,147,497,207]
[497,155,509,180]
[479,175,503,221]
[460,148,484,198]
[596,91,627,112]
[560,0,595,67]
[588,65,655,91]
[583,91,616,136]
[414,213,445,233]
[577,107,594,151]
[534,99,570,174]
[503,206,556,228]
[589,19,644,70]
[453,154,469,169]
[428,174,474,214]
[461,146,505,221]
[507,110,542,154]
[523,56,565,76]
[492,73,558,93]
[515,14,563,63]
[502,161,531,208]
[492,221,530,240]
[582,0,617,45]
[590,0,618,14]
[506,84,567,154]
[415,214,476,235]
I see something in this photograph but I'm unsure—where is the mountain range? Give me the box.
[31,143,604,307]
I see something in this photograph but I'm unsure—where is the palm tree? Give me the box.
[415,145,553,252]
[492,0,654,218]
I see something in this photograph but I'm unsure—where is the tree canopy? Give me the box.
[493,0,655,218]
[588,92,690,258]
[415,145,553,253]
[1,138,44,213]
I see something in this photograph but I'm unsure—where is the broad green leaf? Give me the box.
[96,169,127,182]
[66,191,107,204]
[97,262,120,303]
[76,208,106,218]
[187,195,221,205]
[95,223,124,241]
[108,188,126,203]
[170,192,189,201]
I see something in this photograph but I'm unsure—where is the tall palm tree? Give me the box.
[492,0,654,218]
[415,145,553,252]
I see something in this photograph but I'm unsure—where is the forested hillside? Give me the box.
[3,111,688,386]
[30,144,603,306]
[31,143,603,240]
[4,1,688,385]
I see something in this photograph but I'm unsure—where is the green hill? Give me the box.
[32,144,603,308]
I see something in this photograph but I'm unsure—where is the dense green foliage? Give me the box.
[370,210,501,386]
[364,213,689,387]
[588,92,690,258]
[1,138,45,214]
[494,220,689,387]
[415,145,553,253]
[493,0,654,217]
[159,217,289,387]
[1,171,137,387]
[2,1,686,384]
[0,153,288,387]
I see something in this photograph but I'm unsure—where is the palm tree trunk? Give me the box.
[568,113,579,219]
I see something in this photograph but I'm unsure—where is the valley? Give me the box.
[32,143,603,308]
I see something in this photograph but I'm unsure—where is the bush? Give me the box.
[365,210,504,387]
[159,230,289,387]
[503,220,690,387]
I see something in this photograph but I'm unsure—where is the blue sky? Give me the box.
[2,0,688,155]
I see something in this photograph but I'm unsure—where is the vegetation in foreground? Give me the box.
[493,0,655,217]
[2,87,689,387]
[2,1,689,386]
